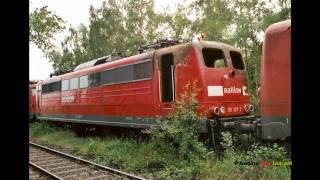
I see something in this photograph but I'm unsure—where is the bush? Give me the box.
[220,132,236,157]
[197,131,291,179]
[145,81,208,179]
[220,131,288,161]
[29,120,57,137]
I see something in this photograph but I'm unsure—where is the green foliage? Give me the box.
[29,6,65,51]
[220,131,236,157]
[30,120,290,179]
[29,121,57,137]
[193,0,234,42]
[145,81,208,179]
[220,131,288,162]
[45,25,90,72]
[242,143,288,162]
[200,131,291,179]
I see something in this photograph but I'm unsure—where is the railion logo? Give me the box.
[223,86,242,94]
[61,96,75,103]
[208,86,248,96]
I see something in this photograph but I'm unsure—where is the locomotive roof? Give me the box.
[193,41,242,52]
[73,54,124,71]
[41,51,154,84]
[265,20,291,36]
[40,40,242,84]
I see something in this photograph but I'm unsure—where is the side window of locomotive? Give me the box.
[61,80,69,91]
[115,65,133,83]
[230,51,245,70]
[42,84,47,93]
[42,81,61,94]
[80,75,89,88]
[53,81,61,92]
[43,84,49,93]
[89,72,101,87]
[101,69,115,85]
[70,77,79,90]
[133,61,152,80]
[202,48,226,68]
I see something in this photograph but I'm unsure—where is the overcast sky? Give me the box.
[29,0,187,80]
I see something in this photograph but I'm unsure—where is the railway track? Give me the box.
[29,142,146,180]
[29,165,55,180]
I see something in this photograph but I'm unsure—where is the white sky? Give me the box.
[29,0,185,80]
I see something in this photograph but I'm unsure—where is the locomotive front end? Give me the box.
[193,41,257,134]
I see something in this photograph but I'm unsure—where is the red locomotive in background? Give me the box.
[30,39,255,136]
[257,20,291,140]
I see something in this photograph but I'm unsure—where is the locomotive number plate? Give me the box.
[227,106,242,113]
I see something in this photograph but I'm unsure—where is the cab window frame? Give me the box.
[201,48,227,68]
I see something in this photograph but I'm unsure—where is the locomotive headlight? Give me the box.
[244,104,254,113]
[244,104,250,112]
[220,106,225,114]
[212,106,220,115]
[249,104,254,112]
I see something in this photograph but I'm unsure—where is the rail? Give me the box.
[29,141,146,180]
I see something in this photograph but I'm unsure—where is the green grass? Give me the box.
[30,122,178,178]
[29,122,291,179]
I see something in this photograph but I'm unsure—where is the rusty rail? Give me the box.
[29,141,146,180]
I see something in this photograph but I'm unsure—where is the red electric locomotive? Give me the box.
[29,81,37,119]
[257,20,291,140]
[34,39,255,135]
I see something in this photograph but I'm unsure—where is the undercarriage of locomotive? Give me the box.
[204,115,290,152]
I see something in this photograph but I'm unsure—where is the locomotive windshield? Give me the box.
[202,48,226,68]
[230,51,245,70]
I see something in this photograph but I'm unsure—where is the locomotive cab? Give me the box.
[154,41,256,133]
[193,41,255,133]
[196,41,252,117]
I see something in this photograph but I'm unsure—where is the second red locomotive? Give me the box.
[257,20,291,140]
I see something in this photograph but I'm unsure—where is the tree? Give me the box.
[191,0,234,42]
[47,0,164,72]
[87,0,161,57]
[45,24,91,72]
[29,6,66,51]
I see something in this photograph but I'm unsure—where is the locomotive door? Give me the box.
[158,53,175,115]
